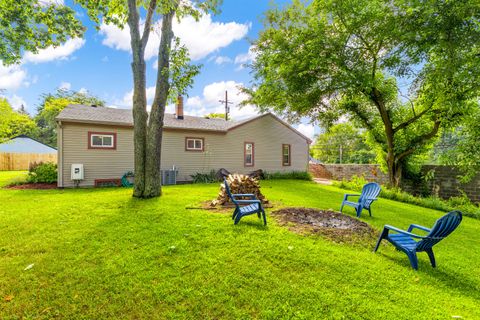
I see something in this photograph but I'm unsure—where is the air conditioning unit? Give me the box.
[71,164,84,180]
[161,168,178,185]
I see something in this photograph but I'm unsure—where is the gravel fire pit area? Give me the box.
[271,207,377,243]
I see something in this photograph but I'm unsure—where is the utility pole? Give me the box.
[218,90,233,121]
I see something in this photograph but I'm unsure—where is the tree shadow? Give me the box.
[375,251,480,301]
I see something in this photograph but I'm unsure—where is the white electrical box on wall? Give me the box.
[71,164,84,180]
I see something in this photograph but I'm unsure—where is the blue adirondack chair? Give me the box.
[374,210,462,270]
[224,178,267,225]
[340,182,381,217]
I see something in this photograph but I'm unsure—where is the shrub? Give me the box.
[190,170,218,184]
[333,176,480,219]
[27,162,57,184]
[264,171,312,180]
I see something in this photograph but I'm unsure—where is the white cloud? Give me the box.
[214,56,233,65]
[0,63,27,90]
[78,88,88,94]
[295,123,315,140]
[7,95,27,111]
[234,45,256,70]
[185,80,257,119]
[59,82,71,90]
[101,56,109,62]
[114,80,258,119]
[23,38,85,63]
[100,15,250,61]
[118,87,157,109]
[174,16,250,60]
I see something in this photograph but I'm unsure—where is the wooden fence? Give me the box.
[0,153,57,171]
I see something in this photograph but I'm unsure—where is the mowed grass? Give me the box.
[0,171,479,319]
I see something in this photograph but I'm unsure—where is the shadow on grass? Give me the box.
[376,251,480,301]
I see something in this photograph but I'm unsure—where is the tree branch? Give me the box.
[397,119,441,161]
[141,0,158,51]
[393,105,434,133]
[127,0,141,53]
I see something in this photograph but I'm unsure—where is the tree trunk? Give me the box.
[142,10,176,198]
[127,0,148,198]
[369,87,400,187]
[386,153,402,188]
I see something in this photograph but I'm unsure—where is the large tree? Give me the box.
[35,89,105,147]
[79,0,218,198]
[244,0,480,186]
[0,0,83,65]
[0,98,37,142]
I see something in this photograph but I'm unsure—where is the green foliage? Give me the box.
[26,162,57,184]
[34,89,105,146]
[190,170,218,183]
[334,176,480,219]
[204,113,226,119]
[0,0,84,65]
[311,123,375,164]
[2,172,480,318]
[166,37,202,104]
[264,171,312,180]
[244,0,480,186]
[0,98,36,142]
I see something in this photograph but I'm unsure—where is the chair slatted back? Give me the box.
[224,178,239,208]
[416,211,462,251]
[359,182,381,208]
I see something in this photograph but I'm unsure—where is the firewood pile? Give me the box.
[211,174,268,206]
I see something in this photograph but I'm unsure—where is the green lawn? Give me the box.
[1,171,479,319]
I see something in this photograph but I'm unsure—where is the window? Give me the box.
[282,144,291,166]
[185,137,204,151]
[244,142,254,167]
[88,132,116,149]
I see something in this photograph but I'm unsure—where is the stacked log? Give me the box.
[211,174,268,206]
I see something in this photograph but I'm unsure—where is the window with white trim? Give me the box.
[244,142,254,167]
[89,132,116,149]
[185,137,204,151]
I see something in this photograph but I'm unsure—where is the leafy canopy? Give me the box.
[244,0,480,185]
[0,0,84,65]
[0,98,36,142]
[35,89,105,146]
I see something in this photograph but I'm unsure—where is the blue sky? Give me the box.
[0,0,317,139]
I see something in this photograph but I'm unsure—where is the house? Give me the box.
[0,135,57,170]
[56,100,311,187]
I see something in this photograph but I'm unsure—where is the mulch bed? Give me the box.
[6,183,57,190]
[271,207,377,244]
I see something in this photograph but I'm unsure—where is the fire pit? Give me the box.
[271,207,376,243]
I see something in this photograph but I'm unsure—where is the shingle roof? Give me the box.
[56,104,312,142]
[0,135,57,153]
[57,104,233,132]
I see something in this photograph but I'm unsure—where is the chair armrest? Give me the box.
[407,224,431,233]
[236,200,261,204]
[384,225,425,239]
[343,193,360,201]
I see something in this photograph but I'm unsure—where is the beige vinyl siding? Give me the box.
[58,114,309,187]
[162,115,309,181]
[60,122,134,187]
